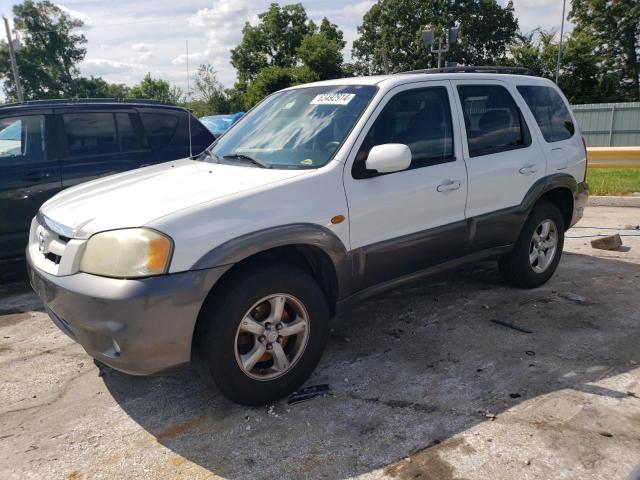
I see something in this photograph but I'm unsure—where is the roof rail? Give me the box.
[1,98,176,107]
[399,66,534,76]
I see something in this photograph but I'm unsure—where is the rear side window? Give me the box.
[115,113,143,152]
[517,85,575,142]
[0,115,47,163]
[140,113,178,150]
[353,86,454,178]
[63,112,119,157]
[457,85,530,158]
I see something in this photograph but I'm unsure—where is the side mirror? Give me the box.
[365,144,412,174]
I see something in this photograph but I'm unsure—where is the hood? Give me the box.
[41,159,309,238]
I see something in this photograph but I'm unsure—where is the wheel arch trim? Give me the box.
[190,223,351,297]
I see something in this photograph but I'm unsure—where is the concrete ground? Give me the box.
[1,205,640,480]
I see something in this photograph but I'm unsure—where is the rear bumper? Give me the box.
[571,181,589,227]
[27,253,228,375]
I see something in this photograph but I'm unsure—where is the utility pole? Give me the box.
[3,16,24,103]
[555,0,567,84]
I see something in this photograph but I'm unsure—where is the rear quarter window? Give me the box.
[517,85,575,142]
[140,112,179,150]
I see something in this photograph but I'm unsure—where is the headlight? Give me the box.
[80,228,173,278]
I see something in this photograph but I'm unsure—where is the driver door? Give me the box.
[343,81,468,290]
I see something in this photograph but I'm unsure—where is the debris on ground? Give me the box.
[591,234,623,250]
[560,292,587,303]
[624,224,639,230]
[287,384,331,405]
[485,413,497,421]
[491,319,533,334]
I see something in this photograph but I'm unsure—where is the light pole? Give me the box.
[3,16,24,103]
[422,26,459,69]
[555,0,567,84]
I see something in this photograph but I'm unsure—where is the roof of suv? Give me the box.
[0,99,189,113]
[287,67,554,90]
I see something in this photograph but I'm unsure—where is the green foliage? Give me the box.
[230,3,313,85]
[352,0,519,74]
[192,63,230,115]
[297,18,345,81]
[508,29,622,104]
[570,0,640,101]
[71,76,130,99]
[586,168,640,196]
[230,3,346,108]
[0,0,87,100]
[243,66,309,109]
[128,73,183,104]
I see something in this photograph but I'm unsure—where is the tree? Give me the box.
[297,19,346,81]
[71,76,130,98]
[570,0,640,101]
[352,0,518,74]
[508,29,621,104]
[129,73,183,104]
[192,63,230,114]
[230,3,313,85]
[230,3,346,107]
[0,0,87,100]
[244,66,297,109]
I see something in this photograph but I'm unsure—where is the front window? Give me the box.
[0,115,47,163]
[207,85,377,169]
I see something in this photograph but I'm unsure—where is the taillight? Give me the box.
[582,136,588,179]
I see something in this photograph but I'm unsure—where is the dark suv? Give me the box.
[0,99,214,274]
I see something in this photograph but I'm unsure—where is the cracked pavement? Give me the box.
[1,206,640,480]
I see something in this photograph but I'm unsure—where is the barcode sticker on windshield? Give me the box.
[310,93,355,105]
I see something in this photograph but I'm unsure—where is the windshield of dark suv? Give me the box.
[204,85,377,169]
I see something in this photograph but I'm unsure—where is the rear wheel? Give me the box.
[499,201,565,288]
[194,263,329,406]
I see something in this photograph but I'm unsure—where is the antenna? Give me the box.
[186,39,193,158]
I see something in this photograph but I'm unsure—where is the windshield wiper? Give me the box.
[223,153,271,169]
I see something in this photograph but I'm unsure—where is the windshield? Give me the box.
[207,85,377,169]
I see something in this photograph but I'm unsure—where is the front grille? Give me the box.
[29,214,81,276]
[44,252,62,265]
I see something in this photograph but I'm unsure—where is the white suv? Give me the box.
[27,68,588,405]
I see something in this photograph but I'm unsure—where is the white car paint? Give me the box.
[32,72,586,277]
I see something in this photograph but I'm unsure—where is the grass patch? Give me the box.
[586,168,640,195]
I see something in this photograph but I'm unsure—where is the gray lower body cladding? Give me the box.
[27,255,228,375]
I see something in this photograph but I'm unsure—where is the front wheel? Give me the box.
[194,263,330,406]
[499,201,565,288]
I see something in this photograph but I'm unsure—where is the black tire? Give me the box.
[194,262,330,406]
[499,201,565,288]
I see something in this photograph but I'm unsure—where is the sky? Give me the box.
[0,0,573,91]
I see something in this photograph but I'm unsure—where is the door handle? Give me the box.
[519,165,539,175]
[436,179,462,193]
[23,172,50,182]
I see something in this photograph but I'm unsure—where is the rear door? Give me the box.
[58,109,152,187]
[451,80,546,250]
[515,84,584,179]
[0,110,62,261]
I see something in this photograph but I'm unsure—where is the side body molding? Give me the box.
[190,223,352,296]
[467,173,579,251]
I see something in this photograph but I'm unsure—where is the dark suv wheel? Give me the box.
[194,263,330,406]
[499,201,565,288]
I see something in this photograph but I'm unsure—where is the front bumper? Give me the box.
[570,181,589,227]
[27,254,228,375]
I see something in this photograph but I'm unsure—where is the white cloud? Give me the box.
[131,42,153,52]
[82,58,141,76]
[56,4,93,27]
[508,0,573,34]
